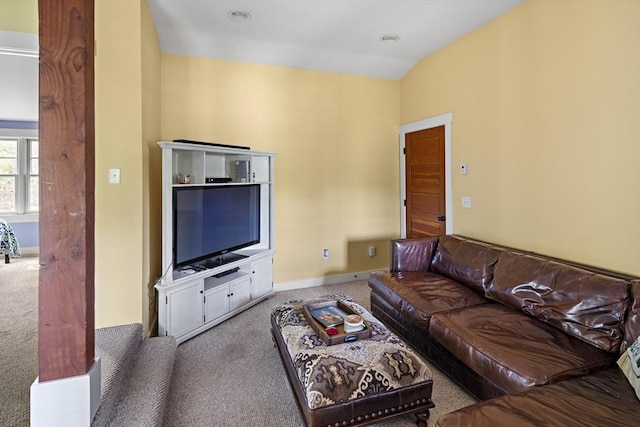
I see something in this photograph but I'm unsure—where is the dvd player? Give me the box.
[205,177,232,183]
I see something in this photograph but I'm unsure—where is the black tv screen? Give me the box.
[173,184,260,268]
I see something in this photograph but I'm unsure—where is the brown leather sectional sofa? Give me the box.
[368,235,640,426]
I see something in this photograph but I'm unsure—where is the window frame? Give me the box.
[0,127,38,222]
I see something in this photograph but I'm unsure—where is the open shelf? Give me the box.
[171,146,272,185]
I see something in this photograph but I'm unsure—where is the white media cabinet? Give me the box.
[155,141,276,344]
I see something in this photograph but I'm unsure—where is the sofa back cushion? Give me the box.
[430,235,501,293]
[486,251,630,353]
[390,237,439,272]
[622,280,640,352]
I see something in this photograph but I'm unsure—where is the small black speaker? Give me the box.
[233,160,251,182]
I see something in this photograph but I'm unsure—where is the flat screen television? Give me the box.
[173,184,260,269]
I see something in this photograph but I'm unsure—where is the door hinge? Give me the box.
[203,295,206,303]
[165,296,168,304]
[403,147,406,155]
[403,199,407,207]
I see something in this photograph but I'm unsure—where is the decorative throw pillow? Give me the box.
[617,335,640,401]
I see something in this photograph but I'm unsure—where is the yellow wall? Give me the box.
[401,0,640,275]
[161,56,401,283]
[95,0,146,328]
[0,0,36,33]
[140,0,162,335]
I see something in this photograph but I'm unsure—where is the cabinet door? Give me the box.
[204,285,230,323]
[251,257,273,299]
[229,276,252,311]
[167,280,203,338]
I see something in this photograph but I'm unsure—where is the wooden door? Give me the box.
[405,126,446,237]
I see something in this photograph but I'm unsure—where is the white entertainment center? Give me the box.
[155,141,276,344]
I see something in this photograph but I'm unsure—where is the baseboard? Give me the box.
[31,358,101,426]
[19,247,38,256]
[275,270,373,292]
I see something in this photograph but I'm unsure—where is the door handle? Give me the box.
[437,216,446,222]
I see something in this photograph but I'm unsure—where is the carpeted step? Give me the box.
[107,335,177,427]
[92,323,143,427]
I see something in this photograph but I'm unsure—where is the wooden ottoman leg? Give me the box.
[415,409,430,427]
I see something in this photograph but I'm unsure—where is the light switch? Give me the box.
[460,163,468,175]
[462,196,472,208]
[109,168,121,184]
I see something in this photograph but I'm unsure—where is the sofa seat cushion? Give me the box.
[435,368,640,427]
[368,271,488,329]
[487,251,629,353]
[429,304,616,394]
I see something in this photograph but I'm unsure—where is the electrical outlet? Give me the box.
[368,246,376,257]
[462,196,472,208]
[323,249,329,260]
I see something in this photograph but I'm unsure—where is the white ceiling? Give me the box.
[0,31,39,121]
[148,0,524,80]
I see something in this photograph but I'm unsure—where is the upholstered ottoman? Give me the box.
[271,295,434,427]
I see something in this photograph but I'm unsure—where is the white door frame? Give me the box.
[399,112,453,237]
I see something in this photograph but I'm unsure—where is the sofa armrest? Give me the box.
[390,237,440,272]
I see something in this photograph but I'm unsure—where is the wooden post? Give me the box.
[38,0,95,382]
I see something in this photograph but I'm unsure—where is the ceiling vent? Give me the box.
[228,10,251,22]
[380,34,400,43]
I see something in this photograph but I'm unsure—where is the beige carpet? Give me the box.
[0,258,476,426]
[164,281,477,426]
[0,256,39,426]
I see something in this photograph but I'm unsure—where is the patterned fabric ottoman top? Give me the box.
[272,294,433,412]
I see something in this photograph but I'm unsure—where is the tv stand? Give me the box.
[155,141,276,344]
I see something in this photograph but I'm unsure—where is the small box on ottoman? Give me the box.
[271,295,434,427]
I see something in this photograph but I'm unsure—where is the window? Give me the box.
[0,135,39,216]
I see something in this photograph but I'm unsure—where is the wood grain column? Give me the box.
[38,0,95,382]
